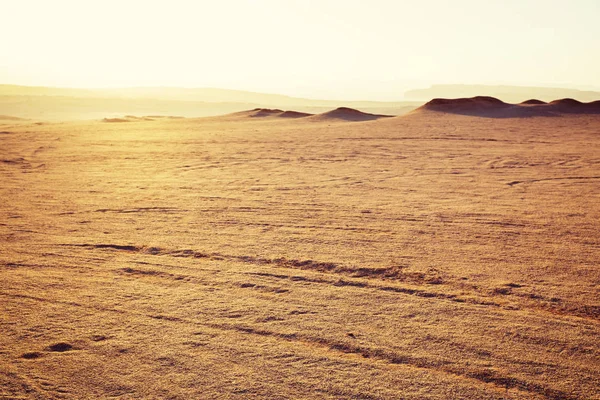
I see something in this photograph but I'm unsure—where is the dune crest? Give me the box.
[415,96,600,118]
[520,99,547,105]
[549,98,583,106]
[309,107,392,122]
[279,110,313,118]
[230,107,393,122]
[426,96,507,107]
[247,108,284,117]
[228,108,311,119]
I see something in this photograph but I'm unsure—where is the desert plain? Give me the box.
[1,101,599,399]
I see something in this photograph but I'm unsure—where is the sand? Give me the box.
[1,110,599,399]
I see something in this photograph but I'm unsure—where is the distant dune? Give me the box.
[102,118,131,123]
[549,98,583,106]
[228,108,310,119]
[223,107,390,122]
[247,108,284,118]
[0,115,27,121]
[279,110,313,118]
[415,96,600,118]
[424,96,507,109]
[309,107,392,122]
[102,117,152,123]
[405,84,600,103]
[145,115,185,119]
[549,98,600,114]
[520,99,547,105]
[102,115,165,122]
[0,84,420,120]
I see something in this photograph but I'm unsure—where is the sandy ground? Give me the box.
[1,111,599,399]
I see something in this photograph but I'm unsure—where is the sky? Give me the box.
[1,0,599,100]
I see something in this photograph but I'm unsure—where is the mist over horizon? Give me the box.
[3,82,600,121]
[3,0,600,101]
[3,81,600,103]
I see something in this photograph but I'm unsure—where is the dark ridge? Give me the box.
[231,108,282,118]
[230,108,313,119]
[426,96,507,107]
[250,108,283,117]
[416,96,600,118]
[124,115,154,121]
[520,99,547,105]
[102,118,130,123]
[311,107,392,122]
[417,96,522,118]
[547,98,600,114]
[549,98,583,106]
[584,100,600,112]
[279,110,313,118]
[251,108,282,112]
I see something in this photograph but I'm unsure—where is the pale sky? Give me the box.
[1,0,599,100]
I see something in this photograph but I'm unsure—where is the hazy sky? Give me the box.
[2,0,599,100]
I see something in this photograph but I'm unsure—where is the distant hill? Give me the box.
[228,109,314,119]
[0,84,420,120]
[405,84,600,103]
[222,107,393,122]
[308,107,391,122]
[413,96,600,118]
[0,114,27,121]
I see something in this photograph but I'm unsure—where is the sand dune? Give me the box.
[547,98,600,113]
[102,117,132,123]
[229,107,389,122]
[230,107,388,121]
[415,96,600,118]
[309,107,392,121]
[227,108,304,119]
[246,108,284,117]
[405,84,600,103]
[0,115,27,121]
[102,117,152,123]
[548,98,583,106]
[278,110,313,118]
[520,99,547,105]
[103,115,185,122]
[227,107,394,122]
